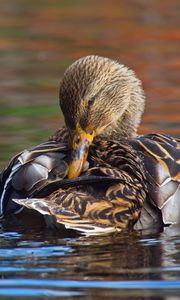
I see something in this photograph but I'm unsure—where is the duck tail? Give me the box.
[12,198,51,216]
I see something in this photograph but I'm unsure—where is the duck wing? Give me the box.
[131,133,180,226]
[0,129,69,217]
[13,142,147,235]
[13,178,146,235]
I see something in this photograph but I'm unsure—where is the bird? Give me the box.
[0,55,179,235]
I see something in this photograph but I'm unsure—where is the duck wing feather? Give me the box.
[131,133,180,225]
[13,140,147,235]
[0,128,68,217]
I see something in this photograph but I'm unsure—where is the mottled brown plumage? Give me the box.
[4,128,179,234]
[0,55,179,235]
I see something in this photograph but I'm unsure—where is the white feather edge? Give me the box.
[12,198,51,215]
[62,222,121,236]
[0,161,22,215]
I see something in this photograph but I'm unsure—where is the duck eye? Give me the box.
[88,96,95,107]
[75,135,81,144]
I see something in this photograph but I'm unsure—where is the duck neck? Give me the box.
[101,94,145,140]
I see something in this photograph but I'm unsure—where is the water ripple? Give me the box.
[0,279,180,289]
[0,287,85,297]
[0,245,74,258]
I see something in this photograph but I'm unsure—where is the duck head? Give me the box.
[59,55,145,178]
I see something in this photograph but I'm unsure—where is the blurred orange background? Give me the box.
[0,0,179,167]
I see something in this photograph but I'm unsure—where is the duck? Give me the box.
[0,55,179,235]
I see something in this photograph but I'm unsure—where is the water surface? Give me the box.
[1,223,180,299]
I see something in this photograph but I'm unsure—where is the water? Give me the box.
[1,224,180,299]
[0,0,180,299]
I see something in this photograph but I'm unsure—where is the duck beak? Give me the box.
[68,125,94,178]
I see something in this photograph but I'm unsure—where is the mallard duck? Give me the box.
[0,55,179,235]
